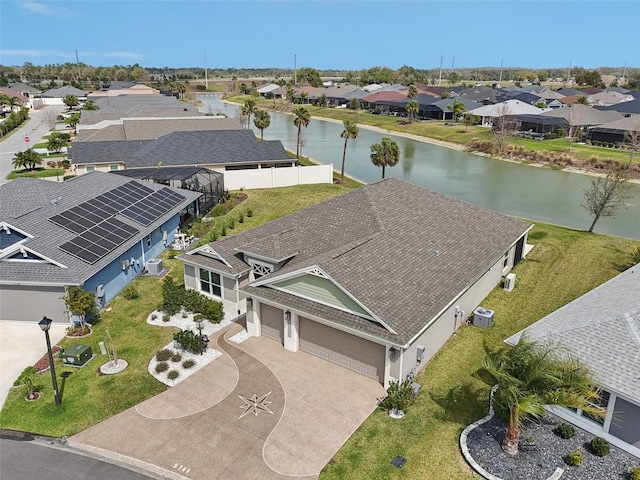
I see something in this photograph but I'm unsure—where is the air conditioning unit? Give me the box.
[503,273,516,292]
[473,307,495,328]
[146,258,163,275]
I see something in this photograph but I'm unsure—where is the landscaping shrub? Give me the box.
[162,277,183,315]
[238,212,244,223]
[167,370,179,380]
[221,225,227,236]
[228,218,235,229]
[182,311,188,318]
[171,353,182,362]
[121,285,139,300]
[155,362,169,373]
[554,423,576,439]
[162,314,170,322]
[173,329,203,354]
[151,313,158,320]
[182,359,196,369]
[247,209,253,217]
[380,379,414,413]
[590,436,610,457]
[566,450,583,467]
[13,366,38,387]
[629,466,640,480]
[155,349,173,362]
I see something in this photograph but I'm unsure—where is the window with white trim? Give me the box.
[199,269,221,297]
[581,390,610,425]
[86,166,95,173]
[109,164,119,171]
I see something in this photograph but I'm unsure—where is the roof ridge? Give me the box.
[623,310,640,356]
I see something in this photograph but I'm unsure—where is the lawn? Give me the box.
[6,168,65,180]
[0,183,356,437]
[319,223,637,480]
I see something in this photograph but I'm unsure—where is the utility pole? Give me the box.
[566,59,572,86]
[75,49,81,85]
[294,54,297,85]
[499,57,504,83]
[204,53,208,90]
[621,60,628,84]
[438,54,443,86]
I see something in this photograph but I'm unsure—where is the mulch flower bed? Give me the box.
[33,346,61,373]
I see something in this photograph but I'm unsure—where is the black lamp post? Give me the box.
[194,318,204,355]
[38,316,61,406]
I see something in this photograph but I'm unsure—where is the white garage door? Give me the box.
[260,303,284,344]
[299,317,385,383]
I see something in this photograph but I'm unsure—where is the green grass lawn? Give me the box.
[320,223,637,480]
[6,168,65,180]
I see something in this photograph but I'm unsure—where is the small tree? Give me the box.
[448,99,466,123]
[83,99,99,111]
[64,112,81,131]
[406,100,419,123]
[582,165,633,233]
[42,108,59,130]
[370,137,400,179]
[62,94,79,108]
[47,131,70,153]
[492,104,516,153]
[340,120,359,183]
[253,109,271,140]
[623,121,640,167]
[62,286,98,328]
[12,148,43,171]
[293,106,311,159]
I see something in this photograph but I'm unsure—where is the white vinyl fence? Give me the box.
[223,164,333,190]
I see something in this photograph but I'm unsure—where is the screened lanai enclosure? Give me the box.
[111,167,224,221]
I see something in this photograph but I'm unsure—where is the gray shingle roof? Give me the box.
[181,179,532,345]
[0,172,200,285]
[41,86,87,98]
[71,130,289,168]
[79,95,198,125]
[506,265,640,401]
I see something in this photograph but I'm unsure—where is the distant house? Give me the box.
[506,264,640,458]
[40,85,87,105]
[257,83,282,98]
[88,84,160,98]
[7,83,43,109]
[595,98,640,116]
[179,179,533,386]
[0,88,29,112]
[466,99,549,126]
[589,115,640,144]
[0,172,200,323]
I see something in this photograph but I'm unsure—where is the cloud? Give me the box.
[0,49,73,58]
[18,2,73,17]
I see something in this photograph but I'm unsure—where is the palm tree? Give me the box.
[370,137,400,179]
[406,100,419,123]
[408,84,418,99]
[340,120,359,183]
[253,109,271,140]
[12,149,43,171]
[293,106,311,158]
[242,98,257,129]
[177,83,186,100]
[484,337,603,456]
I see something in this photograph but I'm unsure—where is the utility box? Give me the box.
[503,273,516,292]
[61,344,93,366]
[473,307,495,328]
[146,258,163,275]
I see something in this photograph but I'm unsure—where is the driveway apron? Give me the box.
[70,324,299,480]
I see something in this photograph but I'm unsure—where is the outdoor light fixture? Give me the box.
[246,297,253,308]
[285,310,291,322]
[194,317,204,355]
[38,316,61,406]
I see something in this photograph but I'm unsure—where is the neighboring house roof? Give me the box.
[589,91,635,106]
[508,92,544,105]
[556,88,585,96]
[581,87,603,95]
[468,99,548,118]
[361,90,407,103]
[605,87,631,94]
[70,129,290,168]
[79,95,199,125]
[456,85,498,104]
[595,98,640,115]
[589,115,640,134]
[505,264,640,401]
[75,116,241,142]
[0,88,27,102]
[41,85,87,98]
[182,178,532,346]
[429,97,483,112]
[560,94,594,105]
[0,172,200,286]
[535,89,566,100]
[257,83,281,94]
[540,104,623,125]
[8,82,41,95]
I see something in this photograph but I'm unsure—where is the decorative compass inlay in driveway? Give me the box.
[238,391,274,419]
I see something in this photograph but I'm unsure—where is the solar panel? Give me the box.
[120,187,186,226]
[59,218,139,264]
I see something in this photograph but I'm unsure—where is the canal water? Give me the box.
[198,95,640,240]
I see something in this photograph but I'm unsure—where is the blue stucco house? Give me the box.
[0,171,200,323]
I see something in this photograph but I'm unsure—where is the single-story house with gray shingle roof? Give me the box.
[0,172,200,323]
[588,115,640,144]
[179,178,533,386]
[70,129,293,175]
[505,264,640,458]
[40,85,87,105]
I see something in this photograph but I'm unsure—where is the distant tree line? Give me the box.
[1,62,638,90]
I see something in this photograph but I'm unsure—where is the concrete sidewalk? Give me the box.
[69,324,384,480]
[0,321,67,408]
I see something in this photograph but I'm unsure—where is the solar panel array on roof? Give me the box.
[49,181,184,264]
[59,218,139,264]
[120,188,186,226]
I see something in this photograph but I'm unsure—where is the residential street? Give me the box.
[0,435,157,480]
[0,105,64,183]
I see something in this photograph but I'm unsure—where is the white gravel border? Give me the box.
[146,309,236,387]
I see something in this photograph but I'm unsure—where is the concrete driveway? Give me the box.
[0,321,68,408]
[69,324,385,480]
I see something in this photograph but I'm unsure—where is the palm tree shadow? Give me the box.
[429,381,491,425]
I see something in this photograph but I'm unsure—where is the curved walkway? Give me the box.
[69,324,384,480]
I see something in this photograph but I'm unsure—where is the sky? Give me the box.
[1,0,639,71]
